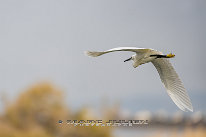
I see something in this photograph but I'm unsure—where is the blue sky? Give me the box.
[0,0,205,113]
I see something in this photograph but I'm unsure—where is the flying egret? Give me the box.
[85,47,193,112]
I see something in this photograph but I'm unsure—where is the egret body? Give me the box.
[85,47,193,112]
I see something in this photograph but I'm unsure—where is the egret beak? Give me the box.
[124,57,132,62]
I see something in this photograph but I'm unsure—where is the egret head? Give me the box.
[124,55,139,68]
[124,55,135,62]
[124,57,132,62]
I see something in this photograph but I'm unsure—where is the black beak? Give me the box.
[124,57,132,62]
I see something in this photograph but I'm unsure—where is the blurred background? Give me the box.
[0,0,206,137]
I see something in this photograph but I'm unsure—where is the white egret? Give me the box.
[85,47,193,112]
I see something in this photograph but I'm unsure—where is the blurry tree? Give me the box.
[0,82,113,137]
[5,83,68,131]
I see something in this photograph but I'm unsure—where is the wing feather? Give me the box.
[85,47,154,57]
[152,58,193,112]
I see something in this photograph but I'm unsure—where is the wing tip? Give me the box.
[84,51,104,57]
[169,93,194,112]
[188,106,193,112]
[181,107,193,112]
[178,102,193,112]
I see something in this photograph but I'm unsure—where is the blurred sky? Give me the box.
[0,0,206,113]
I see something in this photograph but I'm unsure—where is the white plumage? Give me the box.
[85,47,193,112]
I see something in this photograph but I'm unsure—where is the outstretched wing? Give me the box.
[152,58,193,112]
[85,47,154,57]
